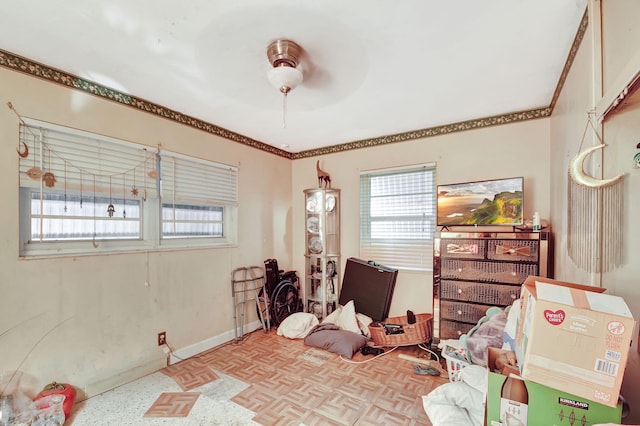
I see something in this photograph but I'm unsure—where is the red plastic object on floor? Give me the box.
[35,382,77,419]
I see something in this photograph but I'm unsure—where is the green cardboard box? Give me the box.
[486,348,622,426]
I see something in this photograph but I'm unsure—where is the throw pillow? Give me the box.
[277,312,319,339]
[335,300,362,335]
[304,323,367,358]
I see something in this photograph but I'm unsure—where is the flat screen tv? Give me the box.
[437,177,524,226]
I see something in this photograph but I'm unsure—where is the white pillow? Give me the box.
[335,300,362,335]
[322,306,343,325]
[277,312,319,339]
[320,301,362,335]
[356,312,373,338]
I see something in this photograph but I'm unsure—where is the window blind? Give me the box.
[360,164,436,271]
[19,119,158,200]
[160,151,238,206]
[17,118,239,253]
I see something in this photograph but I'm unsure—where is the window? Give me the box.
[18,118,237,257]
[28,191,141,241]
[159,151,237,241]
[161,204,223,238]
[360,164,437,271]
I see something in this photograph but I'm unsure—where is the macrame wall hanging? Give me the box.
[567,115,624,273]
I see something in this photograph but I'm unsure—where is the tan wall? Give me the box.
[0,67,293,398]
[601,1,640,421]
[291,119,551,318]
[551,0,640,421]
[549,6,598,286]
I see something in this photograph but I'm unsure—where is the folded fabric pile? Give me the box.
[422,365,486,426]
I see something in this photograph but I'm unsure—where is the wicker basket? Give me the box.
[369,313,433,347]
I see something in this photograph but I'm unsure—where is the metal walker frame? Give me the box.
[231,266,270,342]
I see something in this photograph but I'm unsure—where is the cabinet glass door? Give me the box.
[304,188,340,320]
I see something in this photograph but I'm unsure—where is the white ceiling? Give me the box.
[0,1,587,154]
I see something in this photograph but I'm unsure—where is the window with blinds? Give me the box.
[159,152,237,239]
[359,164,436,271]
[18,118,238,256]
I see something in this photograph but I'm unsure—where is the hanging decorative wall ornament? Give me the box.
[64,163,68,213]
[92,176,98,248]
[142,152,148,202]
[122,174,127,219]
[26,167,43,179]
[131,167,139,197]
[147,149,158,179]
[107,176,115,218]
[42,172,57,188]
[27,132,44,179]
[567,117,624,273]
[17,141,29,158]
[10,102,30,159]
[41,145,57,187]
[569,144,624,188]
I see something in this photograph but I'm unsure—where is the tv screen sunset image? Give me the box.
[437,177,523,226]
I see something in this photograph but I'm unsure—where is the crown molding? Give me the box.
[0,49,293,159]
[548,7,589,112]
[291,107,552,159]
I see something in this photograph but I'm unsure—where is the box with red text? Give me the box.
[516,276,635,407]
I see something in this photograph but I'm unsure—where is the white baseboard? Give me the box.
[81,356,166,401]
[169,320,263,365]
[80,321,263,401]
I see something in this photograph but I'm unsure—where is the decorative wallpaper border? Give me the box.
[0,49,292,159]
[548,7,589,112]
[291,107,552,159]
[0,9,586,160]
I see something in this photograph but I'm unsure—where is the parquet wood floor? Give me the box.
[160,357,219,391]
[143,392,201,418]
[163,328,448,426]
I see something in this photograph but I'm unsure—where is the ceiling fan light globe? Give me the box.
[268,66,303,93]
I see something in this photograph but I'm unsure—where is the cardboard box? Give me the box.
[486,348,623,426]
[515,276,635,407]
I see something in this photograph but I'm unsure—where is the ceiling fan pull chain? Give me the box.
[267,39,302,129]
[282,92,288,128]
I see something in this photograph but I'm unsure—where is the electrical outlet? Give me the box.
[158,331,166,346]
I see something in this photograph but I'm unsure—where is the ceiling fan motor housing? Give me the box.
[267,39,302,68]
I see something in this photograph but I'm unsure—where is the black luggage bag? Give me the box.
[338,257,398,321]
